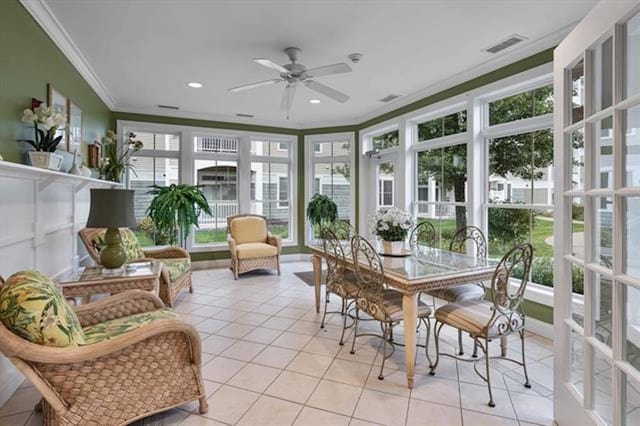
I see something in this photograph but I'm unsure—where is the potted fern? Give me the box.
[146,184,213,248]
[306,193,338,240]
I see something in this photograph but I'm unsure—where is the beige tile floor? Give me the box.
[0,261,556,426]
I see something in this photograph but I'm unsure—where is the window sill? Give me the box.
[510,280,584,313]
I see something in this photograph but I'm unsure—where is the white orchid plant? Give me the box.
[19,105,68,152]
[368,207,415,241]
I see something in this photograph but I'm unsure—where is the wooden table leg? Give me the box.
[403,292,418,388]
[311,254,323,313]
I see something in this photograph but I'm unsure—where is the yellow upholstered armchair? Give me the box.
[78,227,192,307]
[227,214,282,280]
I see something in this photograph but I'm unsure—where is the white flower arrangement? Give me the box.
[368,207,415,241]
[18,105,68,152]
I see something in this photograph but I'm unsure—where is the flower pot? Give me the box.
[28,151,63,171]
[381,240,404,255]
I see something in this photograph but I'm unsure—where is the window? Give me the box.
[125,123,296,249]
[379,178,394,207]
[488,84,553,126]
[277,176,288,208]
[251,139,293,239]
[371,129,399,150]
[416,143,467,249]
[308,138,352,239]
[129,155,180,247]
[417,110,467,141]
[487,127,557,289]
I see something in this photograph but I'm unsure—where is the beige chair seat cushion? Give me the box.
[435,300,524,338]
[231,217,268,245]
[236,242,278,259]
[426,283,484,303]
[357,289,432,322]
[327,272,359,299]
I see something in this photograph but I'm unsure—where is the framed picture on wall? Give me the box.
[47,83,68,150]
[69,102,82,151]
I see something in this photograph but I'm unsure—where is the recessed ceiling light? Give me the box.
[309,99,321,104]
[187,82,203,88]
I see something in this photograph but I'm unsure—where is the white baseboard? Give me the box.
[525,316,553,339]
[192,253,307,271]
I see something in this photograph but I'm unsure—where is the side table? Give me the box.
[57,261,162,304]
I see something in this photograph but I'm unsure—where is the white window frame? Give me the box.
[250,137,297,244]
[304,132,355,245]
[276,176,288,209]
[118,120,298,251]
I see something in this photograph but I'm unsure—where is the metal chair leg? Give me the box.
[379,323,390,380]
[472,340,479,358]
[339,300,351,346]
[429,321,444,375]
[320,287,330,329]
[458,329,464,355]
[520,329,532,388]
[350,306,359,355]
[423,317,433,368]
[484,337,495,407]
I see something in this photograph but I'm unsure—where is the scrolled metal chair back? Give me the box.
[351,235,386,297]
[409,221,437,251]
[329,219,356,242]
[322,229,348,286]
[449,226,488,259]
[489,243,533,316]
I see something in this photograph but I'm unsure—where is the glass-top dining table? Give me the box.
[309,241,499,388]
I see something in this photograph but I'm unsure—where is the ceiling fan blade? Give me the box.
[305,80,349,103]
[305,62,352,78]
[228,78,283,92]
[253,58,290,74]
[280,84,297,110]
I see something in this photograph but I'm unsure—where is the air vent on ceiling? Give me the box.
[236,113,254,118]
[379,94,401,103]
[157,104,180,110]
[484,34,527,54]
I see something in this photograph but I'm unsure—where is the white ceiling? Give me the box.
[42,0,597,128]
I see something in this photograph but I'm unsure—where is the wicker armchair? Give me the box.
[227,214,282,280]
[0,288,208,425]
[78,227,192,306]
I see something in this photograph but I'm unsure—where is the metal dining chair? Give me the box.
[319,229,359,345]
[426,226,488,355]
[349,235,433,380]
[429,243,534,407]
[409,221,437,252]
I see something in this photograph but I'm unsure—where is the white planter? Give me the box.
[28,151,63,171]
[381,240,404,255]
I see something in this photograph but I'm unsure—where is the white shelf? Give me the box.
[0,160,123,191]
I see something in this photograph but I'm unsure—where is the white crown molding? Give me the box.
[353,21,576,126]
[24,0,575,131]
[20,0,116,109]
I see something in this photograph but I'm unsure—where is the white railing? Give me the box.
[199,202,238,229]
[195,136,238,153]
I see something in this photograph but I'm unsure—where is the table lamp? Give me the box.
[86,188,138,271]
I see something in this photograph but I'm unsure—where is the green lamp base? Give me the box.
[100,227,127,270]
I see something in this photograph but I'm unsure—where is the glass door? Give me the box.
[554,2,640,424]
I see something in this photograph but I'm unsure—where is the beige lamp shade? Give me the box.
[86,188,138,228]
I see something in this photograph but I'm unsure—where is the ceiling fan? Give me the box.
[228,47,352,111]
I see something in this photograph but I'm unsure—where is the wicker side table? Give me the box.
[57,261,162,304]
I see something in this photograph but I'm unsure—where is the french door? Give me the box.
[554,1,640,424]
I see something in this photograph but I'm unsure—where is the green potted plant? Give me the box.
[18,105,67,170]
[306,193,338,240]
[146,184,213,248]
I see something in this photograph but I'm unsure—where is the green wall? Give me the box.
[0,0,553,324]
[0,0,112,163]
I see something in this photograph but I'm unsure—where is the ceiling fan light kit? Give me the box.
[229,47,353,116]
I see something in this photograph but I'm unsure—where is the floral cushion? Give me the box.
[0,270,85,347]
[161,258,191,282]
[93,228,145,263]
[82,308,176,345]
